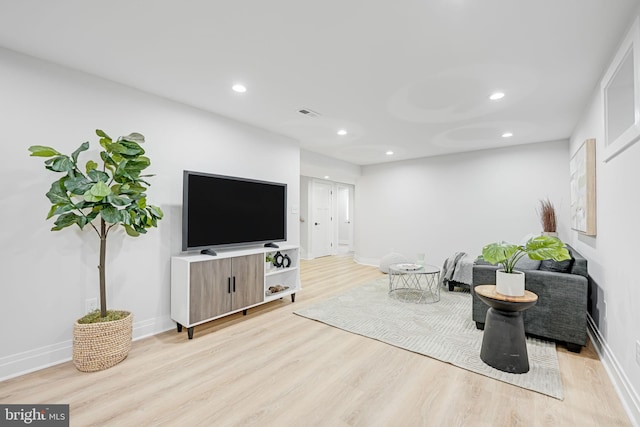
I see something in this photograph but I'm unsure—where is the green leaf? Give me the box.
[119,208,131,225]
[105,194,132,206]
[28,145,61,157]
[85,210,99,224]
[46,179,71,205]
[124,224,140,237]
[46,203,74,219]
[126,156,150,171]
[83,181,111,202]
[83,192,101,203]
[525,236,570,261]
[114,160,139,182]
[107,143,127,155]
[115,140,145,157]
[112,152,124,163]
[95,129,110,139]
[89,180,111,197]
[147,205,163,219]
[87,169,110,183]
[136,197,147,209]
[100,151,117,168]
[45,156,75,174]
[119,132,145,144]
[52,213,79,230]
[100,205,122,224]
[70,142,89,164]
[64,175,93,195]
[481,242,518,264]
[117,183,146,195]
[85,160,98,173]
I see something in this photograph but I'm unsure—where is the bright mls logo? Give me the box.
[1,405,69,426]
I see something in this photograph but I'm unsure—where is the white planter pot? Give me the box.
[496,270,525,297]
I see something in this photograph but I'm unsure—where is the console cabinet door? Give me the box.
[231,254,264,310]
[189,258,232,323]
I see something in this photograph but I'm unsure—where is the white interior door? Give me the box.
[312,181,333,258]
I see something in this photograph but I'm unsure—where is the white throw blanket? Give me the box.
[440,252,474,287]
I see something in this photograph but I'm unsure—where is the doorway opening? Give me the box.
[300,177,355,260]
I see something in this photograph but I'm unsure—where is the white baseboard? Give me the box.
[353,254,379,267]
[0,340,72,382]
[587,314,640,427]
[132,315,175,341]
[0,315,175,382]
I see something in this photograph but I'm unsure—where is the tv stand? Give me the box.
[264,242,279,248]
[171,245,300,339]
[200,248,217,256]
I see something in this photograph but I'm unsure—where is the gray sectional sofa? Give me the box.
[471,245,588,352]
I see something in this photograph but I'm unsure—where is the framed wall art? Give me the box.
[570,138,597,236]
[601,16,640,162]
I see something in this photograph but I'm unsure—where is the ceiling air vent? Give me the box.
[297,108,320,118]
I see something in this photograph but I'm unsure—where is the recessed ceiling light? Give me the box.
[324,175,330,179]
[232,84,247,93]
[337,129,347,136]
[386,151,394,155]
[502,132,513,138]
[490,92,505,100]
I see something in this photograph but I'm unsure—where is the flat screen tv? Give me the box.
[182,171,287,252]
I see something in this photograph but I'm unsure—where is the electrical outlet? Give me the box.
[85,298,98,313]
[636,341,640,366]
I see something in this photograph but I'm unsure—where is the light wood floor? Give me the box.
[0,255,632,426]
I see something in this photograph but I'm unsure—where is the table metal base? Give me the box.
[388,266,440,304]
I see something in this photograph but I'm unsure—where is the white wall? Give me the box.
[569,24,640,423]
[354,140,571,267]
[0,47,300,380]
[300,149,361,185]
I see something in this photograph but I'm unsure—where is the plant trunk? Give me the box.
[99,218,107,317]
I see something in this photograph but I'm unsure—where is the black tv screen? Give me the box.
[182,171,287,251]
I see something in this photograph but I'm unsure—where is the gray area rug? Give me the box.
[294,277,563,400]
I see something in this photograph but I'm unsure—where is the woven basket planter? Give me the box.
[73,311,133,372]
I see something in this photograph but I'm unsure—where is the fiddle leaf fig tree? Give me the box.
[481,235,570,273]
[29,129,163,319]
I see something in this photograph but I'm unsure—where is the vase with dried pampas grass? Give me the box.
[538,198,558,236]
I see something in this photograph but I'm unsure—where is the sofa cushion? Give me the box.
[514,257,541,271]
[539,255,574,273]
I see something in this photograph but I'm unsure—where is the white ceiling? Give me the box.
[0,0,637,165]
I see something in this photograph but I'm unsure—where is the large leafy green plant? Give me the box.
[481,235,570,273]
[29,129,163,318]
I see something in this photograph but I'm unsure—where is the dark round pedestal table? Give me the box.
[474,285,538,374]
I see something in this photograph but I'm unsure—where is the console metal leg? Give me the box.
[187,327,194,340]
[177,323,183,333]
[243,309,247,316]
[291,293,296,303]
